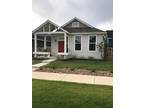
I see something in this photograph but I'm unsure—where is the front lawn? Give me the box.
[32,59,43,65]
[42,59,113,71]
[32,79,113,108]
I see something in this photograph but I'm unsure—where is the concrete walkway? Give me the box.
[32,71,113,86]
[32,58,56,68]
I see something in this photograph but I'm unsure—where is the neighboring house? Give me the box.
[32,17,106,59]
[106,30,113,48]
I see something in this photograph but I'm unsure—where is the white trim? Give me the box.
[52,28,57,32]
[53,27,69,34]
[32,19,59,33]
[35,32,65,35]
[64,33,67,54]
[33,52,50,55]
[74,35,82,52]
[71,32,106,35]
[35,31,106,35]
[88,35,97,52]
[60,27,69,33]
[33,52,50,58]
[57,53,68,55]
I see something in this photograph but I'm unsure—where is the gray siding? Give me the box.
[68,34,104,59]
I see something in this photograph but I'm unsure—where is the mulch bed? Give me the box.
[35,67,113,77]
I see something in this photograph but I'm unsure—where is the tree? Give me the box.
[97,35,107,60]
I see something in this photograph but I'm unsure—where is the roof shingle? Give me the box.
[63,27,104,33]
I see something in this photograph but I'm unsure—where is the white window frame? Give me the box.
[74,35,82,51]
[88,35,97,52]
[72,22,80,28]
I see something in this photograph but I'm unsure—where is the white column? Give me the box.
[64,33,67,54]
[44,36,46,49]
[34,33,37,57]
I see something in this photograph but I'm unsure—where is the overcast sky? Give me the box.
[32,0,113,31]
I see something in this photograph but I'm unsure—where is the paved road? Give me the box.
[32,71,113,86]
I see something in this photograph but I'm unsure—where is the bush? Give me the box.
[51,66,56,69]
[91,69,96,73]
[70,68,75,71]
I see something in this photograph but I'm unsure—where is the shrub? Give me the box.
[51,66,56,69]
[70,68,75,71]
[91,69,96,73]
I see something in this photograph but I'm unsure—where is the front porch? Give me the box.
[33,32,69,58]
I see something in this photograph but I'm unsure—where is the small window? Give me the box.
[89,36,96,51]
[72,22,80,27]
[75,36,81,51]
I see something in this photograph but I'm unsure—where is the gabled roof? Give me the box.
[32,19,59,33]
[61,17,95,28]
[61,17,104,33]
[64,27,104,33]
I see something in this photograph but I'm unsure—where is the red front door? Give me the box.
[58,41,64,52]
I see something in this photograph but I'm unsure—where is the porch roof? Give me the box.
[35,31,66,35]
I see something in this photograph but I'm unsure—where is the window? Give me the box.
[46,36,51,47]
[72,22,80,27]
[89,36,96,51]
[75,36,81,51]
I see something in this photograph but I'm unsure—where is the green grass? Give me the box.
[43,59,113,71]
[32,79,113,108]
[32,59,43,64]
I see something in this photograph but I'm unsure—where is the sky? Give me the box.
[32,0,113,31]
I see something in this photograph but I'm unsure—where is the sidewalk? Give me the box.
[32,58,56,68]
[32,71,113,86]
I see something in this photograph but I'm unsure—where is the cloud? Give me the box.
[32,0,113,30]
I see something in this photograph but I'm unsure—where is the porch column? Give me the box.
[34,33,37,57]
[44,36,46,49]
[64,33,67,54]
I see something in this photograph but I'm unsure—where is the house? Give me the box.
[106,30,113,48]
[32,17,107,59]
